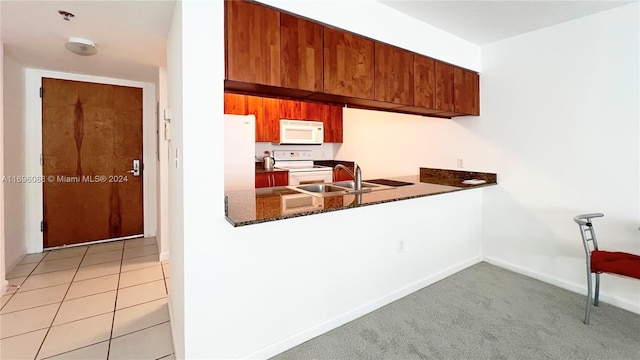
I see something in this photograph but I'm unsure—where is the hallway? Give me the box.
[1,237,173,359]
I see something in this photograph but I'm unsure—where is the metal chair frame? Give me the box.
[573,213,604,324]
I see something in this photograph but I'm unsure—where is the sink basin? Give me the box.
[331,180,378,189]
[288,180,396,198]
[296,184,346,194]
[287,184,348,197]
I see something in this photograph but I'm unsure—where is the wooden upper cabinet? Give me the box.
[328,105,343,143]
[224,93,248,115]
[223,0,479,118]
[280,14,323,92]
[279,99,304,120]
[435,61,455,112]
[260,97,280,142]
[302,102,325,122]
[454,67,480,116]
[225,0,280,86]
[414,55,436,109]
[323,27,374,99]
[374,43,413,105]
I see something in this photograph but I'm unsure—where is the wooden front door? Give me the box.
[42,78,144,248]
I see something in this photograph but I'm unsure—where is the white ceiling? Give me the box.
[1,0,175,83]
[1,1,636,84]
[378,0,636,45]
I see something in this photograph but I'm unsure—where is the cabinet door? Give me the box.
[256,194,281,219]
[302,102,325,122]
[279,99,304,120]
[374,43,413,105]
[324,196,343,210]
[224,93,247,115]
[225,0,280,86]
[255,173,271,188]
[328,105,343,143]
[454,68,480,116]
[323,27,374,99]
[280,13,323,92]
[256,172,288,188]
[272,171,289,186]
[223,93,247,115]
[414,55,436,109]
[435,61,455,112]
[245,95,263,139]
[260,97,280,142]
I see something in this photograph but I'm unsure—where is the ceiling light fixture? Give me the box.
[65,37,98,56]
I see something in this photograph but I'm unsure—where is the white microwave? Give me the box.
[279,119,323,145]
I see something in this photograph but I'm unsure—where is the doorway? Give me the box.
[42,78,144,248]
[24,69,157,253]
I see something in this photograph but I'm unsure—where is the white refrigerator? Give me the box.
[224,114,256,191]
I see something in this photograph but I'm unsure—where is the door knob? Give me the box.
[127,160,140,176]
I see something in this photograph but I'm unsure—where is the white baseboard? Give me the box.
[241,256,483,360]
[483,256,640,315]
[1,279,9,295]
[159,251,170,262]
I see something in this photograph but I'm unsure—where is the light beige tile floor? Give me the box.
[0,237,173,360]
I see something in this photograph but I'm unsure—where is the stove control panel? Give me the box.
[273,150,314,161]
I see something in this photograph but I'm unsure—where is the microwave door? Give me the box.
[279,119,324,144]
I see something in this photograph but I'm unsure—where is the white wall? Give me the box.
[178,1,640,358]
[157,67,170,262]
[175,2,485,359]
[1,10,7,292]
[258,0,481,71]
[3,54,26,272]
[337,107,478,178]
[327,0,640,315]
[451,4,638,312]
[166,1,185,358]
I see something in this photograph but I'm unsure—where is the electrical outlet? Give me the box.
[398,240,404,253]
[457,157,464,168]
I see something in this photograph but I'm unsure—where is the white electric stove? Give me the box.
[273,150,333,185]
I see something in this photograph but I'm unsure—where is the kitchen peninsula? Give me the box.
[225,168,497,226]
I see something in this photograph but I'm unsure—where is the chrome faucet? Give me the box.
[334,163,362,191]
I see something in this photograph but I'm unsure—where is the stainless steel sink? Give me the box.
[296,184,346,193]
[288,184,348,197]
[288,180,395,197]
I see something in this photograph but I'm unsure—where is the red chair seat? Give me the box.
[591,250,640,278]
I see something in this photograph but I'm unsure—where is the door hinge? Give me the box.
[40,154,43,166]
[40,87,43,98]
[40,221,47,232]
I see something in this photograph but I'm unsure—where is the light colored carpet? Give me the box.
[271,262,640,359]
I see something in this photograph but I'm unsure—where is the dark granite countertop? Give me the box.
[225,168,497,227]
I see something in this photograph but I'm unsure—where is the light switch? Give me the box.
[164,122,172,140]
